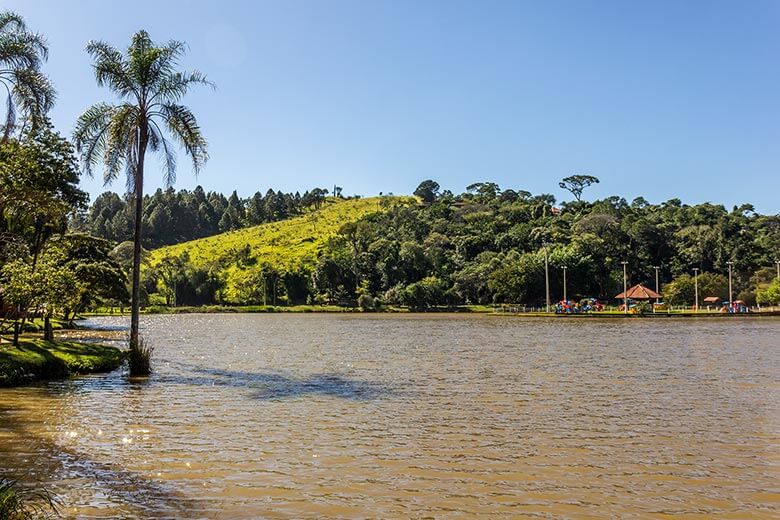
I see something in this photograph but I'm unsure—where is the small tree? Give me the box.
[559,174,600,202]
[756,279,780,306]
[414,180,440,204]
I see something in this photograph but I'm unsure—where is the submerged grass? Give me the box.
[0,478,60,519]
[0,337,124,386]
[128,336,153,376]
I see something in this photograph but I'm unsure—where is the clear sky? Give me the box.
[6,0,780,212]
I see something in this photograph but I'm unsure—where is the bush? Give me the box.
[357,293,375,310]
[128,335,153,376]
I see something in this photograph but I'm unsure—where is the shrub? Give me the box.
[128,335,153,376]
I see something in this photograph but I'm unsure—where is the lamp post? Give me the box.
[693,267,700,313]
[544,243,550,313]
[562,265,567,303]
[726,261,733,304]
[775,259,779,281]
[621,261,628,315]
[653,265,660,304]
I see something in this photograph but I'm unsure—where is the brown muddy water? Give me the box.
[0,314,778,519]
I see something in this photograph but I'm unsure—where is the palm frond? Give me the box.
[149,119,177,186]
[86,40,137,99]
[11,67,55,119]
[150,70,215,104]
[156,103,208,175]
[3,88,14,140]
[73,102,118,178]
[103,103,139,186]
[0,11,25,33]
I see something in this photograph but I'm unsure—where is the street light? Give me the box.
[726,261,733,304]
[775,259,779,281]
[621,261,628,315]
[543,243,550,313]
[562,265,567,303]
[693,267,700,313]
[653,266,660,304]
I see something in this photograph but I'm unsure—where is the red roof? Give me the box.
[615,283,662,300]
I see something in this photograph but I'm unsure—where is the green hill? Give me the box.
[148,196,410,302]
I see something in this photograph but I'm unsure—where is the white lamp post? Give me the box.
[693,267,700,313]
[543,243,550,313]
[727,261,733,304]
[653,265,660,305]
[621,261,628,315]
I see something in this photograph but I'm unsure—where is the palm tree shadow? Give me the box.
[155,364,401,401]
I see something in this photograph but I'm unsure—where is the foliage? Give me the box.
[148,197,405,304]
[72,185,347,248]
[128,335,152,376]
[0,125,87,264]
[0,478,60,520]
[662,272,728,306]
[559,174,600,202]
[756,278,780,305]
[0,11,55,139]
[414,179,440,203]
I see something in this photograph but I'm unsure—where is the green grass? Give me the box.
[0,338,124,386]
[148,196,412,302]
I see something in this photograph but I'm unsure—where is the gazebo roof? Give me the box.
[615,283,662,300]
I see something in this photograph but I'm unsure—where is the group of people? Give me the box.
[554,298,604,314]
[721,301,749,313]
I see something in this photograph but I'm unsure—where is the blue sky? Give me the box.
[6,0,780,212]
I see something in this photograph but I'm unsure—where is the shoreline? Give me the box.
[0,337,124,387]
[78,305,780,318]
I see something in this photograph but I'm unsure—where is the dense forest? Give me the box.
[101,179,780,310]
[71,185,348,248]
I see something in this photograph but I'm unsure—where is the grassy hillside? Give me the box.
[148,196,410,302]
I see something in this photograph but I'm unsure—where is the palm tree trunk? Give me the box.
[130,129,148,350]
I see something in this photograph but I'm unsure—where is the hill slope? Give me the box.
[148,196,408,302]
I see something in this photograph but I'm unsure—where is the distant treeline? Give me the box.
[142,180,780,309]
[71,186,349,248]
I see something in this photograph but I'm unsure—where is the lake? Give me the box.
[1,314,778,518]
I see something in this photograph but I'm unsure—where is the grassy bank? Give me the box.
[0,338,124,386]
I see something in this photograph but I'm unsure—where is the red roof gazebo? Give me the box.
[615,283,662,301]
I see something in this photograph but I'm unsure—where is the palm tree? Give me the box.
[0,11,55,139]
[74,30,211,369]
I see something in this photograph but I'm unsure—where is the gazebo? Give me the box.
[615,283,662,301]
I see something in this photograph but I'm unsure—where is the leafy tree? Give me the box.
[662,272,728,306]
[414,180,440,204]
[0,125,87,264]
[756,279,780,305]
[73,30,212,358]
[559,174,600,202]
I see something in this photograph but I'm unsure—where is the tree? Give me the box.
[0,125,87,265]
[756,278,780,306]
[73,30,211,365]
[414,180,440,204]
[0,11,55,139]
[559,174,600,202]
[663,272,728,306]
